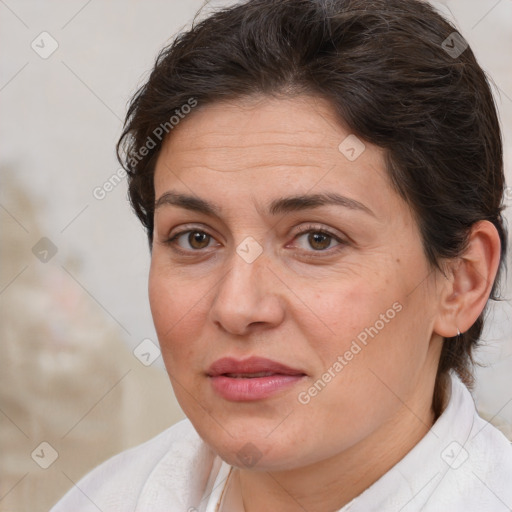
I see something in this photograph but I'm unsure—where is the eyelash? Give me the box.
[164,223,348,257]
[293,224,348,255]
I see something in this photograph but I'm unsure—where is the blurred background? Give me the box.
[0,0,511,510]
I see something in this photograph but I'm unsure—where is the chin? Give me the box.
[189,410,316,471]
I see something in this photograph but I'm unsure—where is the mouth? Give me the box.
[207,356,307,401]
[222,371,281,378]
[207,356,306,377]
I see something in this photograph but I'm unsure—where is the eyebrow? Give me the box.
[154,191,375,217]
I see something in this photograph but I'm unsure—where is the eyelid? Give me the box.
[166,223,215,240]
[292,223,344,239]
[289,223,348,253]
[164,225,219,252]
[163,222,349,255]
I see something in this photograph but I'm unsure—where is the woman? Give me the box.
[51,0,512,510]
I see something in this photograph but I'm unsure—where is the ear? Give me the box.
[433,220,502,338]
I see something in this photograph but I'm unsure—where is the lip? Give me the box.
[207,356,305,377]
[207,356,307,402]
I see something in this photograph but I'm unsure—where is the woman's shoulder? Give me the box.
[349,373,512,512]
[423,378,512,511]
[425,414,512,511]
[461,408,512,482]
[50,418,215,511]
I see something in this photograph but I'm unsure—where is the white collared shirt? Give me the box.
[51,372,512,511]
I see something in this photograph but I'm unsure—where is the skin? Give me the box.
[149,94,501,511]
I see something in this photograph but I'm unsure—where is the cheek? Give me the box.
[302,267,425,399]
[148,268,174,334]
[148,264,206,368]
[293,286,415,426]
[305,273,402,349]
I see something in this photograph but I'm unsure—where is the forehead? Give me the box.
[158,95,349,169]
[153,94,396,217]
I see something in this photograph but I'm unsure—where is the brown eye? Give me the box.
[166,229,216,251]
[291,225,348,255]
[307,232,332,250]
[186,231,211,249]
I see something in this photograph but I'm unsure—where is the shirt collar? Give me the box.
[338,371,476,511]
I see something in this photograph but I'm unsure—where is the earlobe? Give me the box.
[433,220,501,339]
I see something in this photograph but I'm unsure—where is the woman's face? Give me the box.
[149,95,444,471]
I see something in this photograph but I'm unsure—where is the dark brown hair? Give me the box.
[117,0,508,416]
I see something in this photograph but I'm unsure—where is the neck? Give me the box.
[227,380,437,512]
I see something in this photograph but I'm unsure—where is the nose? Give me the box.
[208,245,285,337]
